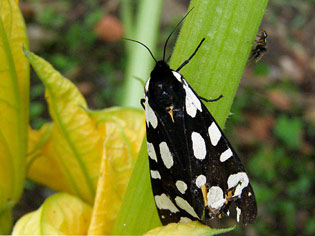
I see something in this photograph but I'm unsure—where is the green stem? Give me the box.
[0,204,13,234]
[121,0,134,57]
[112,140,160,235]
[121,0,134,38]
[120,0,163,108]
[114,0,268,234]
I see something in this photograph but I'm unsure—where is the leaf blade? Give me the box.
[87,107,145,235]
[12,193,92,235]
[144,221,235,236]
[24,50,102,203]
[0,0,29,233]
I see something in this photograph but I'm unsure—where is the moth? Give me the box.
[249,30,268,62]
[128,10,257,227]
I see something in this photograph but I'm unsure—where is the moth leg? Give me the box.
[201,185,208,207]
[140,98,145,109]
[255,53,264,62]
[224,188,239,205]
[176,38,206,72]
[199,94,223,103]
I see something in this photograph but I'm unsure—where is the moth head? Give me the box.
[151,60,171,78]
[149,63,184,109]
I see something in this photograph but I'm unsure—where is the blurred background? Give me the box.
[16,0,314,235]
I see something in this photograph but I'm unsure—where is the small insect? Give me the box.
[249,30,268,62]
[127,10,257,227]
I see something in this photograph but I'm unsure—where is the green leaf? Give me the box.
[0,0,29,233]
[112,140,161,235]
[144,221,235,236]
[251,182,277,203]
[12,193,92,235]
[306,217,315,235]
[86,107,145,235]
[24,50,100,203]
[274,115,302,149]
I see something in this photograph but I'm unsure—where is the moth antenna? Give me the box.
[176,38,205,72]
[124,38,158,63]
[162,7,194,61]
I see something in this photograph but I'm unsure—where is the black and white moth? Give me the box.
[129,11,257,227]
[249,30,268,62]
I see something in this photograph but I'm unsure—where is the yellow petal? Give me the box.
[26,107,145,235]
[27,124,70,192]
[24,50,102,203]
[12,193,92,235]
[0,0,29,233]
[87,107,145,235]
[24,51,146,221]
[144,221,235,236]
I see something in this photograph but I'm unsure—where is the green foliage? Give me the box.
[50,53,78,72]
[274,115,303,149]
[85,9,103,28]
[290,172,311,196]
[249,149,277,182]
[36,6,67,28]
[65,23,97,52]
[306,217,315,235]
[29,101,44,122]
[279,201,296,233]
[30,83,46,129]
[254,62,270,75]
[252,182,277,203]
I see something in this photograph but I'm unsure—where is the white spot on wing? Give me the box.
[236,207,242,223]
[220,148,233,162]
[147,142,157,162]
[175,196,199,219]
[195,175,206,188]
[183,79,202,118]
[179,217,192,223]
[159,142,174,169]
[172,71,182,82]
[176,180,187,194]
[145,97,158,129]
[208,122,221,146]
[227,210,230,216]
[248,192,252,197]
[207,186,226,210]
[191,132,207,160]
[144,78,150,93]
[227,172,249,198]
[155,194,179,213]
[150,170,161,179]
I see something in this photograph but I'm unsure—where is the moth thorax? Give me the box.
[150,80,175,108]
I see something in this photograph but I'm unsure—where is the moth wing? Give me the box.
[145,93,199,225]
[145,73,256,226]
[180,77,257,225]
